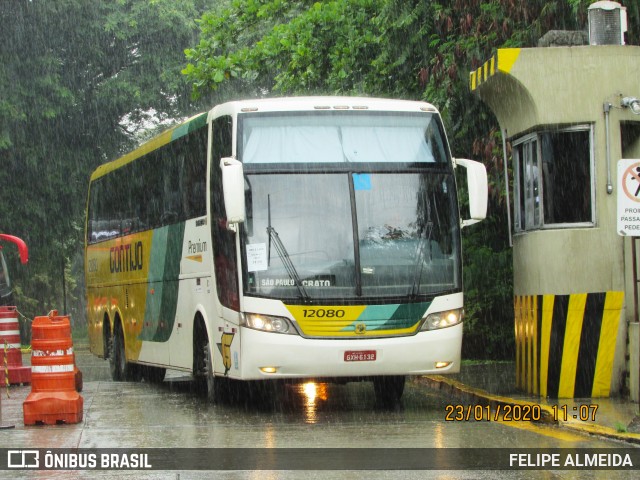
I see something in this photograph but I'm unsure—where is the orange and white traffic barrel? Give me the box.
[0,306,31,385]
[23,310,83,425]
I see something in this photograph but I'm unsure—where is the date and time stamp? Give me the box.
[445,403,599,422]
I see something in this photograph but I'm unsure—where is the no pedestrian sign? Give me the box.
[617,159,640,235]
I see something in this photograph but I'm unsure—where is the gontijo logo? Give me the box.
[110,241,144,273]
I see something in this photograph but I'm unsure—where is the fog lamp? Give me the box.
[435,361,452,369]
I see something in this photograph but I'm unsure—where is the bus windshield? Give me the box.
[242,171,460,302]
[239,111,460,302]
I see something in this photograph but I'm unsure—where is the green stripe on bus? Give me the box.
[341,302,430,332]
[139,223,185,343]
[389,302,431,328]
[171,112,207,141]
[153,222,184,342]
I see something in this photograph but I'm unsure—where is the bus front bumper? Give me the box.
[236,323,463,380]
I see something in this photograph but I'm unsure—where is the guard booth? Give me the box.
[470,12,640,400]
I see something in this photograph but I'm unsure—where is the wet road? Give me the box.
[1,368,636,480]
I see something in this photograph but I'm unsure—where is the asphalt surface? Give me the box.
[2,343,639,446]
[0,343,637,480]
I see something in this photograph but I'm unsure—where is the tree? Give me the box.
[0,0,211,323]
[183,0,383,98]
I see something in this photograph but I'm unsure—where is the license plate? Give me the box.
[344,350,377,362]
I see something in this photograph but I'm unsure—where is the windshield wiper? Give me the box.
[266,195,310,302]
[410,188,443,298]
[410,221,433,298]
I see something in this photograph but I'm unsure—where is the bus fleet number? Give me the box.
[302,309,346,318]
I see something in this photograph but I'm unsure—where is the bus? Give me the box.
[84,97,487,404]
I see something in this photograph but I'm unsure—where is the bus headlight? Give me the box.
[242,313,297,335]
[420,308,463,331]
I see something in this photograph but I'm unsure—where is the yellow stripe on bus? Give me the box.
[90,112,206,181]
[286,305,366,336]
[90,130,174,180]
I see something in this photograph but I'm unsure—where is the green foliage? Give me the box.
[252,0,382,94]
[614,421,628,433]
[462,216,514,359]
[0,0,210,323]
[183,0,383,98]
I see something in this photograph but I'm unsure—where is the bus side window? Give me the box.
[161,147,182,224]
[182,128,207,219]
[211,116,239,310]
[144,154,165,229]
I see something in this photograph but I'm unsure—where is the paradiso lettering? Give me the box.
[110,242,143,273]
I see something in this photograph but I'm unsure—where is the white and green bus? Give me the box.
[85,97,487,403]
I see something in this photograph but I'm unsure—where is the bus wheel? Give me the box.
[194,319,217,403]
[109,327,125,381]
[202,343,216,403]
[109,324,140,381]
[373,375,405,407]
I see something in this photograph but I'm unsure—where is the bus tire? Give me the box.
[193,318,217,403]
[373,375,405,407]
[194,341,218,403]
[103,314,111,360]
[203,343,216,403]
[109,322,139,381]
[109,326,124,381]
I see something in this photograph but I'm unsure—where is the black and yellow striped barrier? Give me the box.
[469,48,521,91]
[514,292,624,398]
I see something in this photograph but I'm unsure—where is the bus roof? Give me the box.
[90,112,208,181]
[90,97,440,182]
[209,96,439,120]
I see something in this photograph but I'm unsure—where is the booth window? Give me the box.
[513,126,593,232]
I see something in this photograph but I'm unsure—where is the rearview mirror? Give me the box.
[220,157,246,225]
[455,158,488,228]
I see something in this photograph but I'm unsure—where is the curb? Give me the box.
[420,375,558,424]
[561,422,640,445]
[420,374,640,445]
